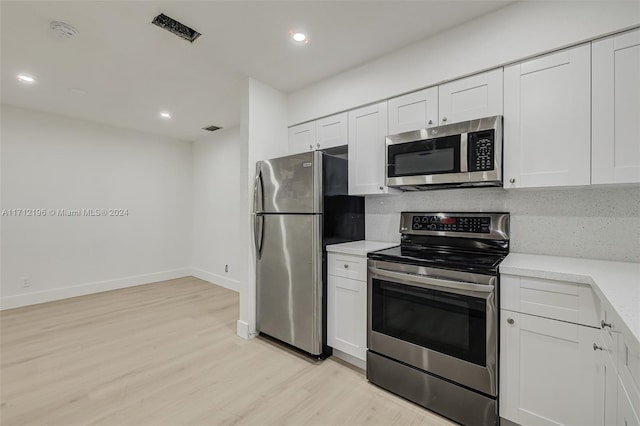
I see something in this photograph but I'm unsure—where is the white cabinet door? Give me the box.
[348,102,396,195]
[592,29,640,184]
[316,112,348,150]
[500,311,604,426]
[438,68,503,125]
[598,332,620,426]
[618,378,640,426]
[327,274,366,360]
[504,44,591,188]
[288,121,316,155]
[388,87,438,134]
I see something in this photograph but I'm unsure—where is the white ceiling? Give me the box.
[1,1,513,141]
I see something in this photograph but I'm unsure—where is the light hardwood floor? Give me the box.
[1,277,453,426]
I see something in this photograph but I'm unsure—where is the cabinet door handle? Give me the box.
[379,186,384,190]
[317,143,320,148]
[442,117,447,122]
[507,318,515,325]
[601,320,612,329]
[509,178,516,184]
[428,119,433,125]
[593,343,605,351]
[343,264,349,269]
[309,145,313,150]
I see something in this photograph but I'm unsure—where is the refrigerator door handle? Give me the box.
[254,167,264,213]
[254,214,264,257]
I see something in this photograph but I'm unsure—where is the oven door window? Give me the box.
[387,134,461,177]
[372,279,486,366]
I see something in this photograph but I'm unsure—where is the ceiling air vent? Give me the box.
[151,13,201,43]
[202,125,223,132]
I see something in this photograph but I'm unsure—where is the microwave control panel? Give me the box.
[468,130,495,172]
[411,215,491,233]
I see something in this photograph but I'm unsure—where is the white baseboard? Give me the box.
[237,320,250,339]
[190,268,240,292]
[0,268,191,310]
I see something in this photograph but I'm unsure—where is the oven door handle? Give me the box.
[368,266,494,293]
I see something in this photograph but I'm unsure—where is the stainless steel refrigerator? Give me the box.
[253,150,364,356]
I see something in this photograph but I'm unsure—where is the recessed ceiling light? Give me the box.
[160,111,171,119]
[289,30,309,44]
[17,74,35,84]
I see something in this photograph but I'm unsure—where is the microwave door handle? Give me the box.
[368,266,494,293]
[460,132,468,173]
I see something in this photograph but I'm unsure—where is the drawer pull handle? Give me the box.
[593,343,605,351]
[507,318,514,325]
[343,264,349,269]
[601,320,612,329]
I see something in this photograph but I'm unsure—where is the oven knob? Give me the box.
[507,318,515,325]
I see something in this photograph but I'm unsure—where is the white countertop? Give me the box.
[501,253,640,346]
[326,240,398,256]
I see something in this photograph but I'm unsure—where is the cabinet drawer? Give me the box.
[501,275,599,327]
[328,253,367,281]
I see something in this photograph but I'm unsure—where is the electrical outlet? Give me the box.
[225,264,229,273]
[20,277,31,288]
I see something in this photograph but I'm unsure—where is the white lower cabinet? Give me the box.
[618,378,640,426]
[501,272,640,426]
[327,252,367,364]
[327,274,366,359]
[500,310,604,425]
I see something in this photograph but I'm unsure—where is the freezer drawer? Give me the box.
[256,214,322,355]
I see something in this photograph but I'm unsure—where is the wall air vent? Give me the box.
[151,13,201,43]
[202,125,223,132]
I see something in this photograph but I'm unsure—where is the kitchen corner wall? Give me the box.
[0,105,193,309]
[366,186,640,262]
[191,126,243,291]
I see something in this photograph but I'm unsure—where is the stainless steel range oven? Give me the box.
[367,212,509,426]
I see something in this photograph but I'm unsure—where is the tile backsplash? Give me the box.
[365,185,640,262]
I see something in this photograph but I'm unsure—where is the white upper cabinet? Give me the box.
[288,121,316,155]
[348,102,396,195]
[504,44,591,188]
[288,113,348,155]
[388,87,438,134]
[592,29,640,185]
[438,68,503,125]
[316,112,348,151]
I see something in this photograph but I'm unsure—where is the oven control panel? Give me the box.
[411,215,491,233]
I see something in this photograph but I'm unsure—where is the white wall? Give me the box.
[0,105,193,309]
[366,186,640,263]
[237,78,289,339]
[191,126,243,291]
[288,1,640,125]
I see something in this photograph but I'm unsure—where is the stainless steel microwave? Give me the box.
[385,115,502,190]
